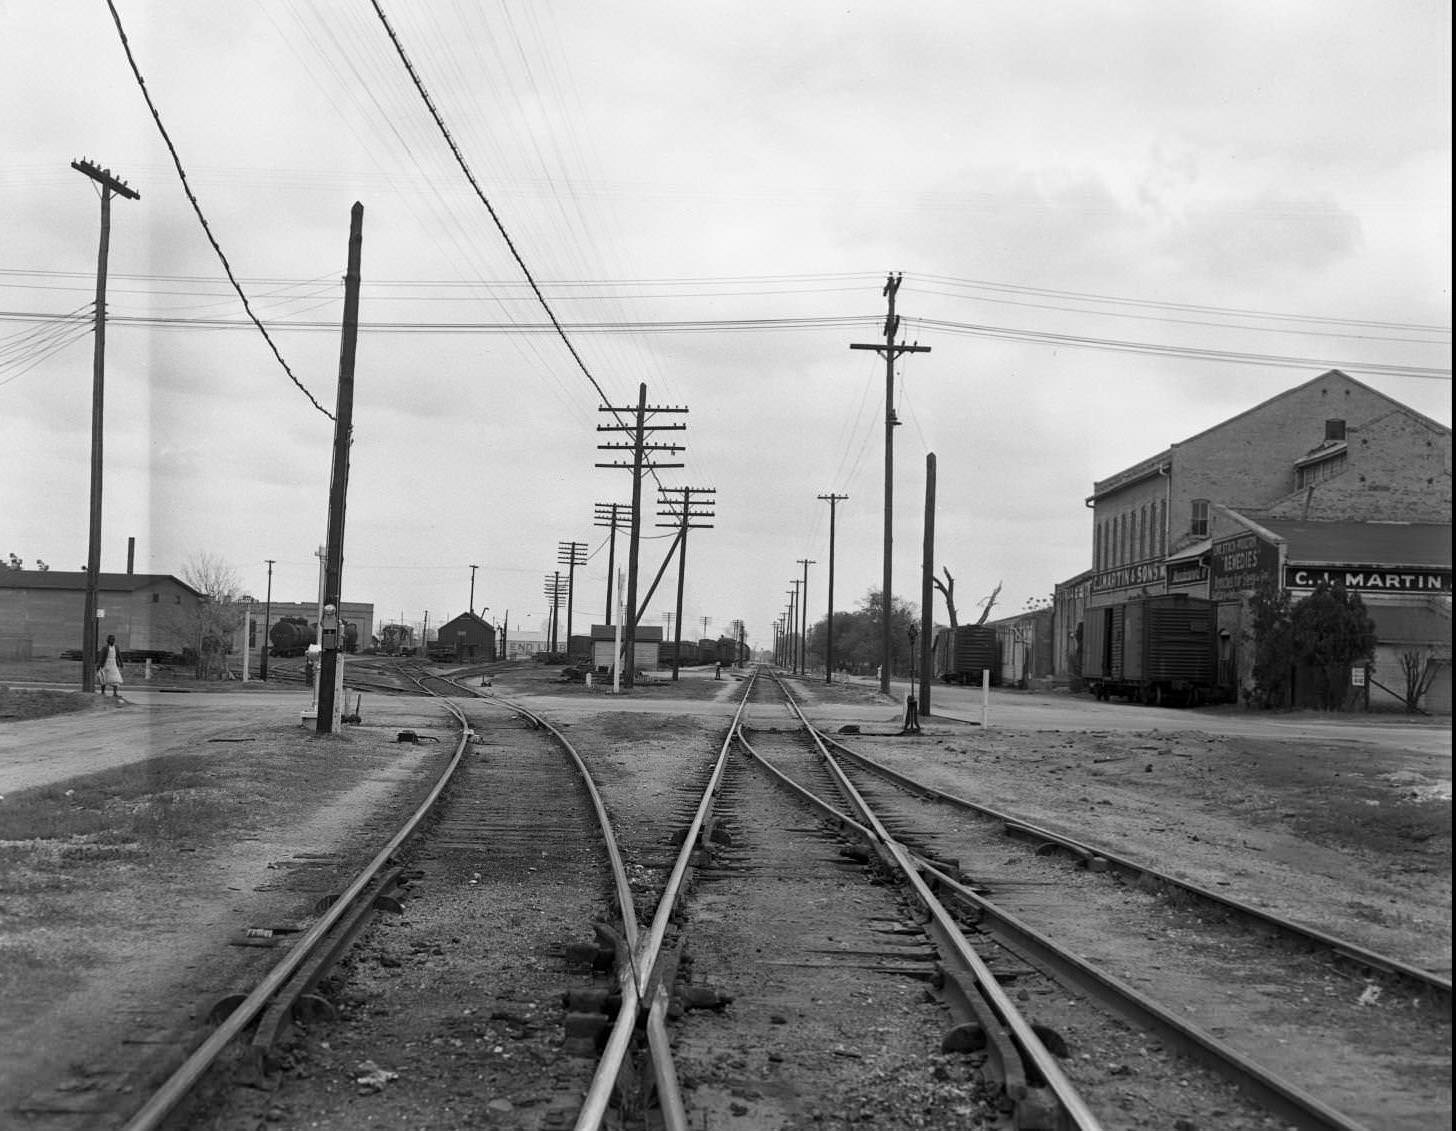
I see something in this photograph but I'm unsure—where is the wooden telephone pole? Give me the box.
[850,273,930,695]
[656,487,716,680]
[818,493,848,683]
[71,159,139,692]
[796,558,816,675]
[317,202,364,735]
[593,502,629,624]
[557,540,588,650]
[596,385,686,687]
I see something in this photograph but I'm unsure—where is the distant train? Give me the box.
[376,623,416,656]
[268,615,358,657]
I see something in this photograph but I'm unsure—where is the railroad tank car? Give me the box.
[268,616,314,658]
[932,625,1003,686]
[1081,593,1218,706]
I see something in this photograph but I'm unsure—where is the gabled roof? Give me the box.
[436,611,494,632]
[0,569,202,596]
[1223,512,1451,568]
[1088,369,1451,502]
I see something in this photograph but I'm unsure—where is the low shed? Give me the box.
[590,624,662,673]
[0,569,202,658]
[433,612,497,662]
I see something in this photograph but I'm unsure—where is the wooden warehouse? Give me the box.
[433,612,497,662]
[0,569,203,660]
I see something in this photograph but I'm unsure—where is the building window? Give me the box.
[1156,500,1166,556]
[1296,450,1347,490]
[1137,505,1148,561]
[1191,498,1209,538]
[151,593,159,603]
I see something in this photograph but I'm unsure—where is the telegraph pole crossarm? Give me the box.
[849,272,931,696]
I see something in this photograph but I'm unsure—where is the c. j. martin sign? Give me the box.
[1285,567,1452,593]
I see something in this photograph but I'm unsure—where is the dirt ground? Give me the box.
[0,660,1448,1128]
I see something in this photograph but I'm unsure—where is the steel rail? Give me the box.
[763,674,1104,1130]
[575,668,761,1130]
[120,698,473,1131]
[816,724,1452,1006]
[432,674,687,1131]
[771,675,1382,1130]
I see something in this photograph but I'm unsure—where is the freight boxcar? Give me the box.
[932,625,1003,686]
[1082,594,1218,706]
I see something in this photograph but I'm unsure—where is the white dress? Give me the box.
[99,645,124,688]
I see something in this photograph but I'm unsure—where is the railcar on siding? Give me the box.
[1082,593,1220,706]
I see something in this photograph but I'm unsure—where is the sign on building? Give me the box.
[1285,567,1452,593]
[1209,532,1280,600]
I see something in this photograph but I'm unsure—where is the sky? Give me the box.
[2,0,1450,652]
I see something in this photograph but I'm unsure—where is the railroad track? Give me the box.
[105,666,1449,1129]
[756,669,1452,1130]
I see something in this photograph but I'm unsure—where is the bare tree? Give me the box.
[1399,649,1444,714]
[177,552,246,679]
[932,567,959,630]
[974,580,1003,626]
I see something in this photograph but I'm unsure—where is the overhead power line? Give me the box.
[101,0,334,420]
[1,307,1445,381]
[367,0,614,411]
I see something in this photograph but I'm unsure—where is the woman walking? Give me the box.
[96,634,124,699]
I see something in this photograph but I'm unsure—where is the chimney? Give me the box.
[126,537,135,575]
[1325,419,1346,441]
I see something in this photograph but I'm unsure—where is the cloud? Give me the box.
[1165,191,1363,283]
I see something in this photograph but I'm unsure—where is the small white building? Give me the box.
[590,624,662,673]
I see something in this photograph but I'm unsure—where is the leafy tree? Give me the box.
[177,552,247,679]
[1247,577,1294,709]
[1289,581,1376,710]
[806,589,920,676]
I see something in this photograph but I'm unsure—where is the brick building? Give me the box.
[1061,370,1450,708]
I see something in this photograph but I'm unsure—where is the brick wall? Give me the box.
[1167,372,1421,551]
[1263,409,1452,522]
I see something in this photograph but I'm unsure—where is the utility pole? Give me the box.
[260,558,275,680]
[850,272,931,696]
[596,384,686,688]
[919,454,937,715]
[543,571,566,653]
[557,540,588,653]
[468,564,478,616]
[818,493,848,683]
[788,581,802,675]
[796,559,816,676]
[72,158,139,693]
[593,502,628,625]
[656,486,716,680]
[317,202,364,735]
